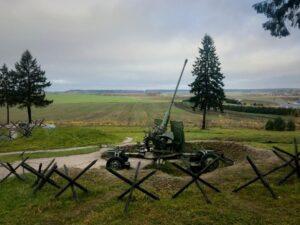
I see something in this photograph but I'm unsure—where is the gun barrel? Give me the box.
[160,59,188,129]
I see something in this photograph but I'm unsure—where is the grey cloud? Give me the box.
[0,0,299,90]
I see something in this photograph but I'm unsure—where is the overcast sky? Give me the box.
[0,0,299,91]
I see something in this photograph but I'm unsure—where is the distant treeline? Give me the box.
[64,89,190,95]
[181,99,299,116]
[65,90,145,94]
[62,88,300,95]
[223,105,299,116]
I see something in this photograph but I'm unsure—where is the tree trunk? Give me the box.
[202,106,206,129]
[6,104,10,124]
[27,105,32,123]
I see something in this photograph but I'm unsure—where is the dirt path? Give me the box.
[0,137,134,157]
[0,145,99,156]
[0,137,151,180]
[0,138,278,180]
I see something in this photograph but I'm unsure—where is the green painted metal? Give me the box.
[170,120,185,152]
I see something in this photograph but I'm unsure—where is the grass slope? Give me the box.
[0,126,300,152]
[1,126,299,154]
[0,126,143,153]
[0,165,299,225]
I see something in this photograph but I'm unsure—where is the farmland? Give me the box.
[1,92,298,129]
[1,92,299,155]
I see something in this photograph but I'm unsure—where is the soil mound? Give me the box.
[185,140,273,163]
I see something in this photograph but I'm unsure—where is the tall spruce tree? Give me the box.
[0,64,17,124]
[189,35,225,129]
[15,50,52,123]
[253,0,300,37]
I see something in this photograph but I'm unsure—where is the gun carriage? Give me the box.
[104,59,231,173]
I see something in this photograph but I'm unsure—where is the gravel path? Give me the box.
[0,137,134,156]
[0,145,99,156]
[0,137,151,179]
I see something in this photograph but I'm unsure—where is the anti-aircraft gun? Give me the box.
[105,59,232,172]
[144,59,187,152]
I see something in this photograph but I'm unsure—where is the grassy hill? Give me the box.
[1,126,299,154]
[0,161,299,225]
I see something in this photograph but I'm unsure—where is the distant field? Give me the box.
[0,93,298,129]
[47,93,169,104]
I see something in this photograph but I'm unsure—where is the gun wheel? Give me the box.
[203,154,220,172]
[106,157,123,170]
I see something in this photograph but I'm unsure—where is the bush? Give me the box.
[265,120,274,130]
[273,117,286,131]
[286,120,296,131]
[225,98,241,105]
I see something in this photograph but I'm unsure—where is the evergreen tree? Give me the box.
[0,64,17,124]
[253,0,300,37]
[15,50,52,123]
[189,35,225,129]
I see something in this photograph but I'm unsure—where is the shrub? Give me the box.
[286,120,296,131]
[225,98,241,105]
[265,120,274,130]
[273,117,286,131]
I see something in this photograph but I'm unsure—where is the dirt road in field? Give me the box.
[0,137,152,180]
[0,146,99,156]
[0,139,279,181]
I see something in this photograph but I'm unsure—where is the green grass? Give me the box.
[0,126,143,153]
[186,128,299,144]
[0,165,299,225]
[0,146,99,163]
[186,128,300,153]
[1,126,299,155]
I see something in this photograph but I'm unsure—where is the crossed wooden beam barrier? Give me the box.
[124,162,141,213]
[272,138,300,185]
[20,161,60,193]
[33,119,45,127]
[233,156,278,199]
[218,153,234,166]
[1,157,96,199]
[63,165,78,200]
[232,156,294,193]
[106,161,159,213]
[32,159,56,188]
[0,124,13,140]
[10,121,34,138]
[0,124,6,136]
[53,159,98,200]
[171,156,221,204]
[0,120,44,140]
[0,157,29,183]
[19,124,36,138]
